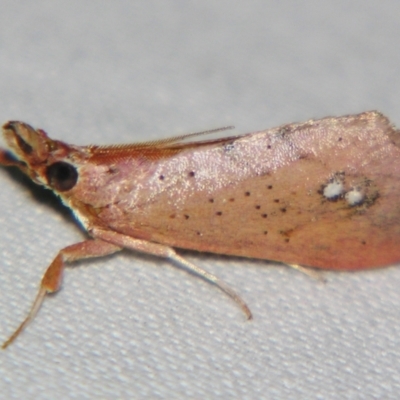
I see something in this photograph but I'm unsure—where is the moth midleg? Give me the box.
[92,228,253,320]
[171,252,252,319]
[2,239,121,349]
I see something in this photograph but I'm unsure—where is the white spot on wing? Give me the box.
[323,180,344,199]
[345,189,364,206]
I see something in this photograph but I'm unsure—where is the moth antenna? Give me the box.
[145,125,236,146]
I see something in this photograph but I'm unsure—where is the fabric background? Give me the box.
[1,2,400,399]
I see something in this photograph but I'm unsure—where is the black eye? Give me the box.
[46,162,78,192]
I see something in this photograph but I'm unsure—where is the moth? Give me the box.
[1,110,400,348]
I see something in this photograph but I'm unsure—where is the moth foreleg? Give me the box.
[2,239,121,349]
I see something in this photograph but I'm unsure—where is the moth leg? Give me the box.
[286,263,326,282]
[170,252,252,319]
[2,239,121,349]
[92,228,253,320]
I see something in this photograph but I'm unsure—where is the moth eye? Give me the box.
[46,162,78,192]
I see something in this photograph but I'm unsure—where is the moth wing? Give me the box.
[92,111,400,270]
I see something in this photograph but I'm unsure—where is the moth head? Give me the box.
[1,121,78,192]
[2,121,52,163]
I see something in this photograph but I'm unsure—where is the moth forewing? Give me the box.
[2,110,400,347]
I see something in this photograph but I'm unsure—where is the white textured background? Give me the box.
[1,1,400,399]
